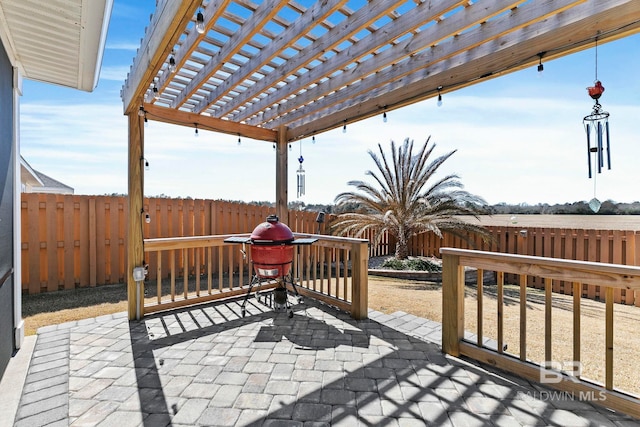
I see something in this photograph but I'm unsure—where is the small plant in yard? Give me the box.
[381,257,442,272]
[405,258,441,272]
[381,258,407,270]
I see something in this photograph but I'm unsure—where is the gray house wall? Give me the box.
[0,39,15,378]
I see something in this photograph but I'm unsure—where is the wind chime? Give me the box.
[297,140,305,198]
[583,36,611,213]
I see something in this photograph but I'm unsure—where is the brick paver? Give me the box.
[12,296,640,426]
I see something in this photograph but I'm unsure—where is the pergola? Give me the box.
[121,0,640,317]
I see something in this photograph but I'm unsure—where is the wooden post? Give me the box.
[350,241,369,320]
[275,125,288,223]
[442,253,463,356]
[127,112,144,320]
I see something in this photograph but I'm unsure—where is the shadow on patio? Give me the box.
[14,295,637,426]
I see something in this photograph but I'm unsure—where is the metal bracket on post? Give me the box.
[133,266,147,320]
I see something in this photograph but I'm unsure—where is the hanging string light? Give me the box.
[194,123,199,137]
[168,51,177,73]
[152,78,160,100]
[195,8,206,34]
[582,34,611,213]
[537,52,545,73]
[342,120,347,133]
[382,105,387,123]
[297,140,305,198]
[437,86,443,107]
[237,134,241,145]
[312,134,316,144]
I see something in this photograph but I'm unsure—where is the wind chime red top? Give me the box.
[587,80,605,100]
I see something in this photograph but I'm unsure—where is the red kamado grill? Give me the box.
[224,215,317,317]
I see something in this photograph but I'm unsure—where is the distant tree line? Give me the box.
[294,200,640,216]
[108,194,640,215]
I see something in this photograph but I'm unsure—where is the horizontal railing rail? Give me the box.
[440,247,640,419]
[141,233,368,319]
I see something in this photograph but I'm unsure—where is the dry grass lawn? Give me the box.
[23,274,640,396]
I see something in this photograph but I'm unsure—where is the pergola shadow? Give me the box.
[124,296,619,426]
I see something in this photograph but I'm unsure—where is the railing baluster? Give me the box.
[545,277,552,363]
[573,281,581,378]
[218,247,223,292]
[170,249,175,301]
[477,268,483,347]
[497,271,504,354]
[606,286,614,390]
[207,247,212,295]
[183,248,188,299]
[520,274,527,361]
[156,252,162,304]
[195,248,200,297]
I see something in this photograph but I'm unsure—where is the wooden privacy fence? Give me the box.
[20,191,640,300]
[20,194,332,294]
[410,226,640,305]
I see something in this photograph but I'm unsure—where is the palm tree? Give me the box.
[332,137,491,260]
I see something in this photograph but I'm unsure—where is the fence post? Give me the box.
[441,251,463,356]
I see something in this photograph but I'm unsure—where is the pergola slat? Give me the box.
[250,0,541,128]
[218,0,467,121]
[272,0,585,133]
[286,0,640,140]
[191,0,349,114]
[169,0,288,110]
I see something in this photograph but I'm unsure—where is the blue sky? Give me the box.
[19,1,640,206]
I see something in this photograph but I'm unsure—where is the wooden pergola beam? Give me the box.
[121,0,198,114]
[143,103,277,142]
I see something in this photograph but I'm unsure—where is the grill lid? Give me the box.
[250,215,294,244]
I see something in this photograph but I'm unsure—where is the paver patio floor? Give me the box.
[12,295,640,426]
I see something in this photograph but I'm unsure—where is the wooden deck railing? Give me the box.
[140,233,369,319]
[440,247,640,418]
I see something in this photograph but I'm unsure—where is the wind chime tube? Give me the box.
[586,123,592,178]
[605,121,611,169]
[597,121,603,173]
[297,166,305,197]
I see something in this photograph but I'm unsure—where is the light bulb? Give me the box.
[144,116,148,128]
[196,11,205,34]
[237,136,241,145]
[168,55,177,73]
[437,94,442,107]
[312,135,316,144]
[383,111,387,123]
[138,106,145,117]
[194,125,199,137]
[144,213,151,224]
[144,159,150,170]
[342,121,347,133]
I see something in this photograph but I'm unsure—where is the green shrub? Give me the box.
[380,257,442,272]
[405,258,441,272]
[381,258,407,270]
